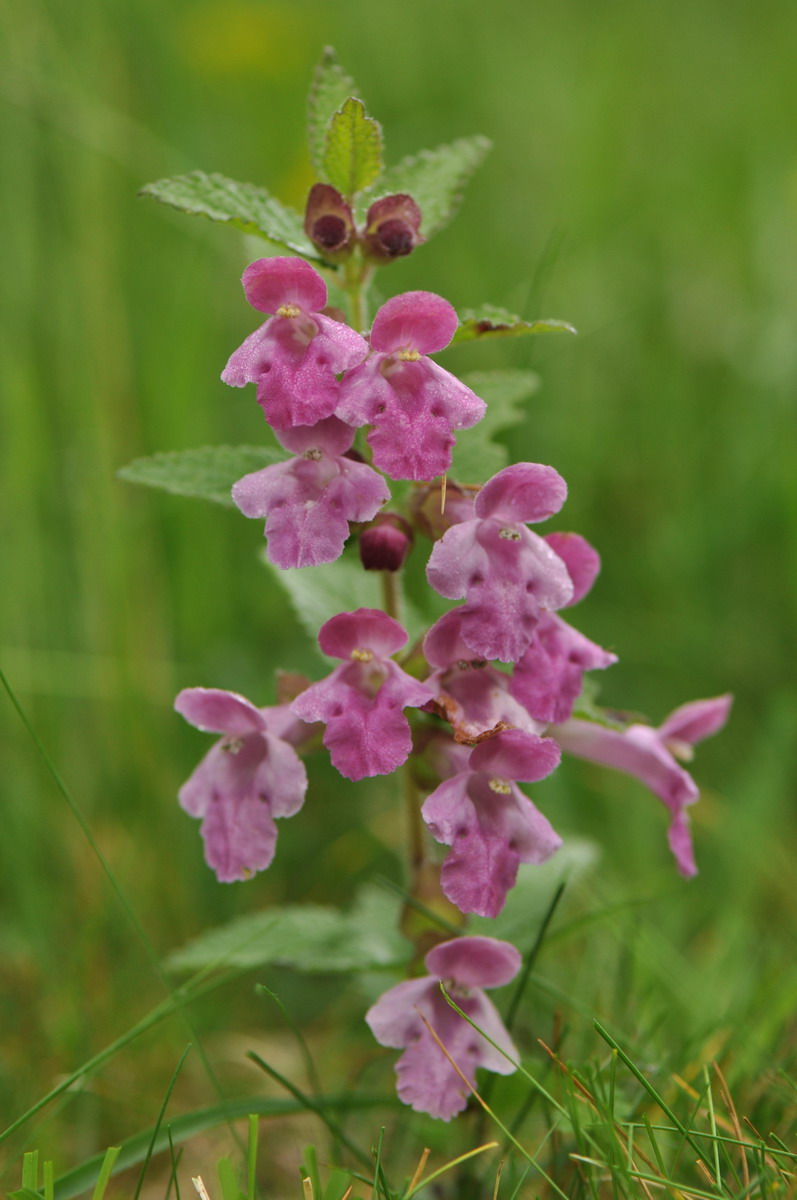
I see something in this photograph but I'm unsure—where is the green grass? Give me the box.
[2,0,796,1195]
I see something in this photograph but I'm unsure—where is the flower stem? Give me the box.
[380,568,399,622]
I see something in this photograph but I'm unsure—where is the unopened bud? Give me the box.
[362,194,424,262]
[359,513,413,572]
[409,481,478,540]
[304,183,355,259]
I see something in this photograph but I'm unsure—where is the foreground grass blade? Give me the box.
[133,1045,192,1200]
[53,1094,391,1199]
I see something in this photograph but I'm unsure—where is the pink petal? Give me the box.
[335,358,393,427]
[254,732,308,818]
[544,533,602,606]
[313,314,370,371]
[365,977,436,1047]
[658,695,733,745]
[511,614,617,725]
[317,608,409,660]
[200,789,278,882]
[275,415,356,458]
[175,687,266,737]
[475,463,568,524]
[370,291,459,355]
[241,256,327,314]
[424,607,478,669]
[221,322,272,387]
[469,728,561,783]
[425,935,521,989]
[423,775,561,917]
[291,661,433,780]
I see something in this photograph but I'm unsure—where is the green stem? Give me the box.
[403,761,426,873]
[380,569,399,622]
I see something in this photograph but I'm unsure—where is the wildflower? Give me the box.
[366,935,521,1120]
[221,257,368,429]
[336,291,486,480]
[290,608,435,780]
[426,463,574,662]
[231,416,390,568]
[422,728,562,917]
[423,607,543,742]
[553,694,733,875]
[511,533,617,724]
[175,688,308,883]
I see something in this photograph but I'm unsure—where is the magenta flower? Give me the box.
[336,292,486,481]
[221,257,368,429]
[424,608,544,742]
[511,534,617,724]
[290,609,435,780]
[422,729,562,917]
[231,416,390,568]
[175,688,308,883]
[553,694,733,876]
[426,464,575,663]
[366,935,521,1120]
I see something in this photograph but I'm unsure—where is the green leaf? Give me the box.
[307,47,360,174]
[323,98,383,199]
[451,305,577,345]
[450,369,540,484]
[118,445,284,508]
[166,889,410,974]
[266,550,427,647]
[360,136,491,237]
[139,172,320,259]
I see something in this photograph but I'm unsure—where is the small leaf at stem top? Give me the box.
[323,98,383,200]
[307,47,360,173]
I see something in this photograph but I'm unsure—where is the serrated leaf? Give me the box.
[360,136,491,237]
[451,305,577,345]
[450,369,540,484]
[307,47,360,174]
[118,445,285,507]
[266,550,427,646]
[323,98,383,199]
[139,172,320,259]
[166,889,410,973]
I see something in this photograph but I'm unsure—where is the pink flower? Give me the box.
[336,292,486,481]
[366,935,521,1120]
[222,257,368,429]
[423,608,544,742]
[422,729,562,917]
[426,464,574,663]
[511,534,617,724]
[175,688,308,883]
[231,416,390,568]
[553,694,733,876]
[290,609,435,781]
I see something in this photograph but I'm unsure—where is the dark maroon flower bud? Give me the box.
[359,513,413,572]
[362,194,424,262]
[304,183,355,259]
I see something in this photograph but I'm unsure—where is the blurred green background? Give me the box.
[2,0,796,1190]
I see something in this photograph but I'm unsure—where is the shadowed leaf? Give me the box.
[140,172,319,258]
[452,305,577,345]
[118,445,284,507]
[360,136,491,237]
